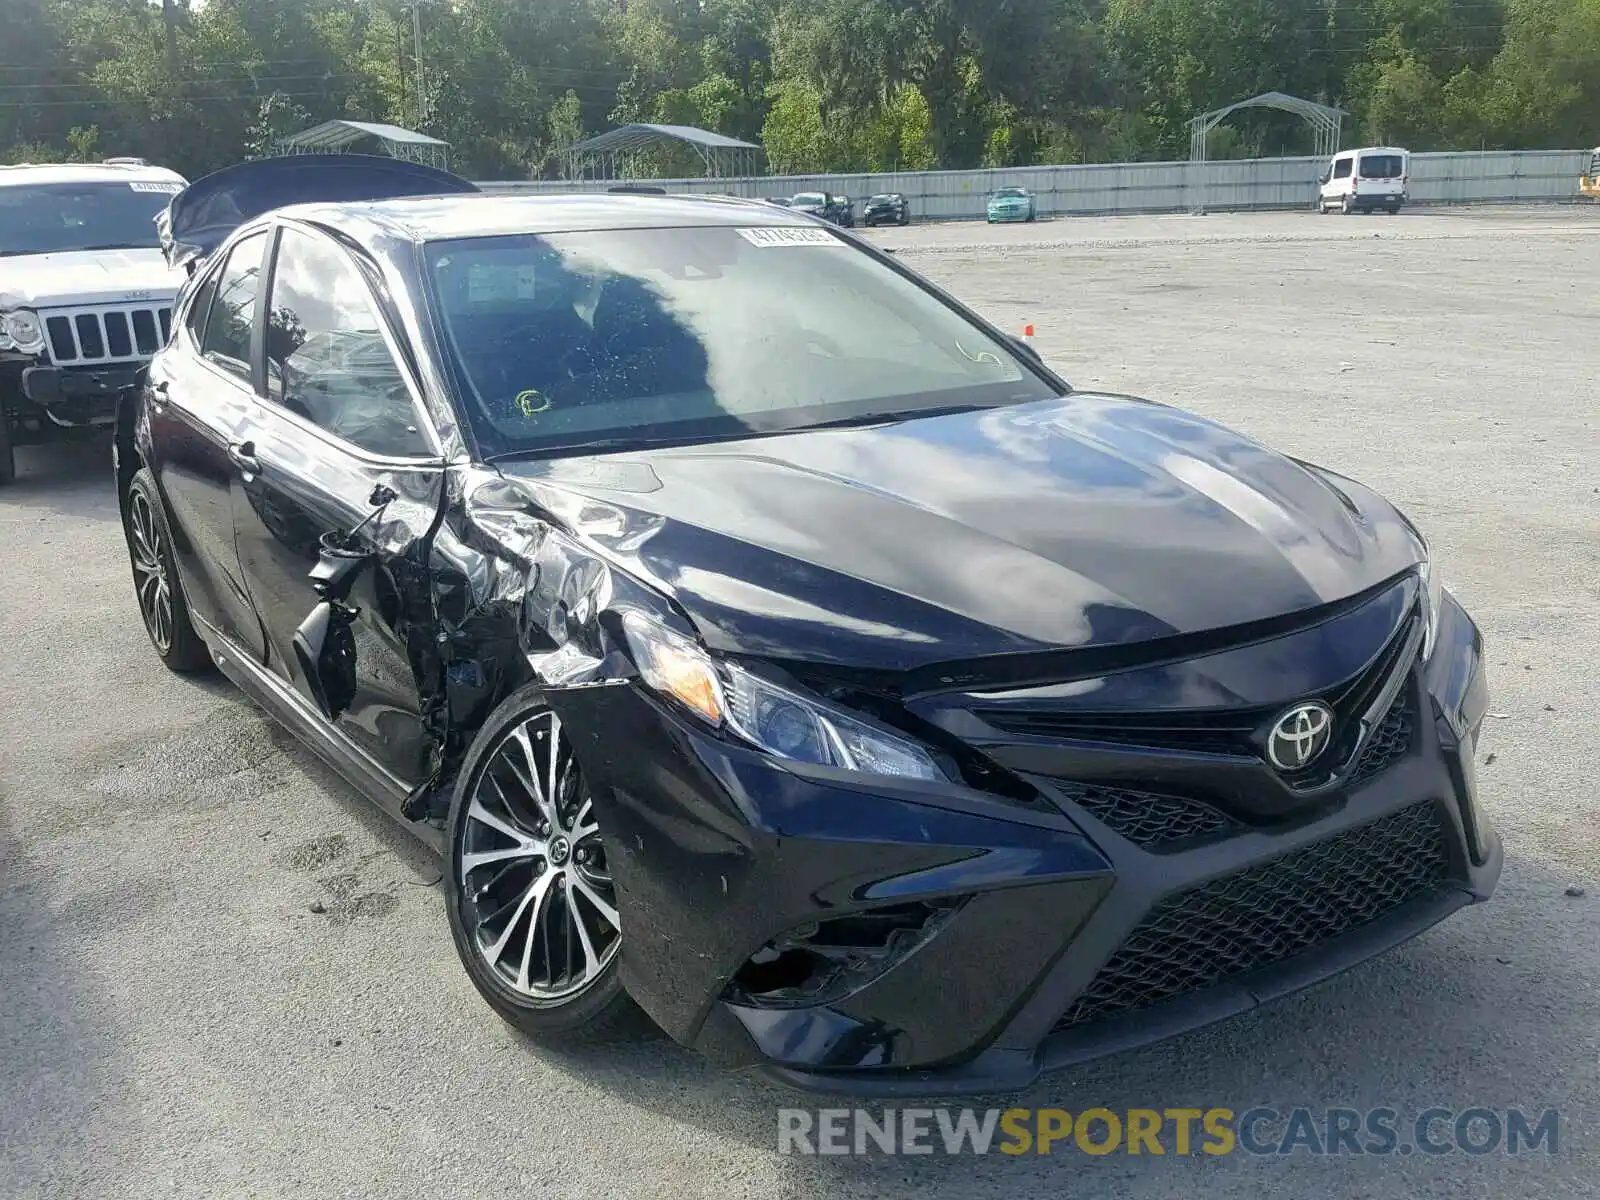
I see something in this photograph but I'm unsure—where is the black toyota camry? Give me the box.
[118,157,1499,1095]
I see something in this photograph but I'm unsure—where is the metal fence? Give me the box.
[479,149,1591,221]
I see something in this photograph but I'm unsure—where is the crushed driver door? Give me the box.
[227,221,446,789]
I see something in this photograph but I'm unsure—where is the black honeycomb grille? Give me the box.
[1054,802,1451,1031]
[1348,693,1415,788]
[1058,783,1235,850]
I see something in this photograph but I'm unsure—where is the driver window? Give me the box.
[265,227,430,458]
[1333,158,1352,179]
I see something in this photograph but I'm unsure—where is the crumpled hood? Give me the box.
[498,394,1424,674]
[0,249,184,309]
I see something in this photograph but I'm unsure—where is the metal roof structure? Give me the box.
[276,120,451,169]
[563,124,763,180]
[1186,92,1346,213]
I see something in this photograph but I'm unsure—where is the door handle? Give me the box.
[227,440,260,474]
[149,379,169,411]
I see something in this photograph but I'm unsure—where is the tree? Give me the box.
[0,0,1581,177]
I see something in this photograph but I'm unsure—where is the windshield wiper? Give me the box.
[484,431,739,463]
[74,242,153,251]
[791,402,1000,432]
[484,403,1011,465]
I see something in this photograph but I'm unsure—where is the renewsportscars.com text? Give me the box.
[777,1106,1560,1157]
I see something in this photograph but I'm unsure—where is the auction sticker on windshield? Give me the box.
[737,227,841,248]
[128,181,183,193]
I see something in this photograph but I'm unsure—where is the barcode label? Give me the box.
[737,227,841,248]
[128,181,184,194]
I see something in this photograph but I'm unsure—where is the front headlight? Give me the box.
[621,612,949,782]
[2,310,47,356]
[1419,553,1447,661]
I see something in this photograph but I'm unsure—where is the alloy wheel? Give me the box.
[128,490,174,652]
[458,710,620,1003]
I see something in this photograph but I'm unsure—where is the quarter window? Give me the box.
[265,227,430,458]
[198,231,266,381]
[182,271,219,347]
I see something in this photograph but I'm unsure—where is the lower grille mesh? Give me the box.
[1058,783,1235,849]
[1055,802,1451,1030]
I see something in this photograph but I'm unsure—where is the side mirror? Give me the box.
[291,531,374,722]
[289,485,395,722]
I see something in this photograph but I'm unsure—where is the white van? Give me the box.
[1317,146,1410,214]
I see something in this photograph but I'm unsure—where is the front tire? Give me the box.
[444,683,636,1041]
[123,467,212,672]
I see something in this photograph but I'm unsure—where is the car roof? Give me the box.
[275,191,819,243]
[0,162,187,187]
[1342,146,1409,155]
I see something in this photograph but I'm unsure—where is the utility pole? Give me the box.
[408,0,430,127]
[161,0,178,77]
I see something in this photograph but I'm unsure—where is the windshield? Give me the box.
[1358,154,1405,179]
[792,192,826,206]
[0,180,180,257]
[423,224,1058,458]
[995,188,1026,198]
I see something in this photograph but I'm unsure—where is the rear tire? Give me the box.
[444,683,639,1042]
[123,467,213,673]
[1341,195,1354,215]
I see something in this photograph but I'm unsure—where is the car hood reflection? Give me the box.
[498,394,1423,672]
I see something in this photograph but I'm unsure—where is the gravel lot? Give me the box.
[3,206,1597,1199]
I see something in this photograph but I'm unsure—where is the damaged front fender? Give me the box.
[408,465,674,822]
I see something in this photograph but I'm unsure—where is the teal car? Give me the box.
[986,186,1036,223]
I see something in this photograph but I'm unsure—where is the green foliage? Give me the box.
[0,0,1592,178]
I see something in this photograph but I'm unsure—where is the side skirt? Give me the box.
[194,616,447,858]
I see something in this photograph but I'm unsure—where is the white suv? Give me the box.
[0,159,187,483]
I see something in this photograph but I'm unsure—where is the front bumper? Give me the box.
[15,363,142,424]
[551,591,1497,1096]
[988,206,1032,222]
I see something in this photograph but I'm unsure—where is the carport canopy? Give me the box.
[563,124,763,180]
[1186,91,1346,213]
[276,120,451,170]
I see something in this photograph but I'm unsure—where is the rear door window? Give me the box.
[1359,154,1405,179]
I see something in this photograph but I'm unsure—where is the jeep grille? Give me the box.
[44,304,173,365]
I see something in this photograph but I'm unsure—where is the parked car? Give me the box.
[861,192,911,226]
[119,157,1499,1096]
[1579,147,1600,199]
[986,186,1036,223]
[764,196,793,207]
[1318,146,1410,214]
[0,159,190,484]
[789,190,854,226]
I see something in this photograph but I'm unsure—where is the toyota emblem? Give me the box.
[1266,702,1335,772]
